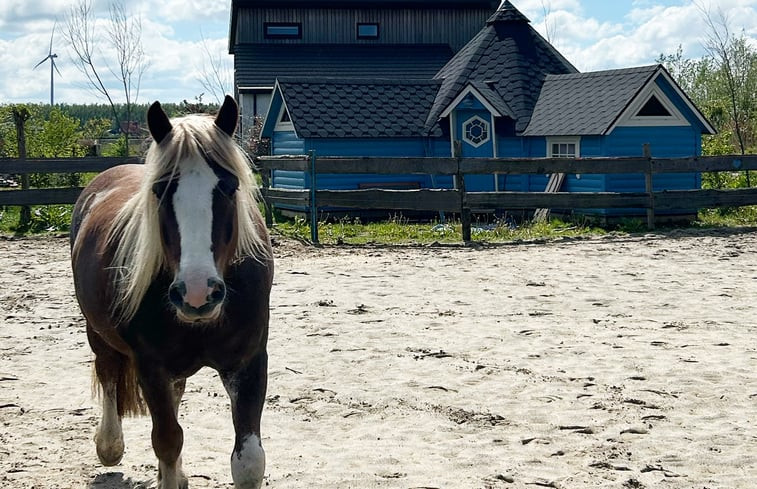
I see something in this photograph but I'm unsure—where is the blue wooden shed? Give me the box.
[260,0,716,217]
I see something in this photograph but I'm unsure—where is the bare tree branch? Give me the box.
[697,1,746,155]
[65,0,120,128]
[541,0,557,46]
[196,33,232,105]
[64,0,147,154]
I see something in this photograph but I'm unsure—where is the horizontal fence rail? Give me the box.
[3,153,757,243]
[0,156,140,205]
[257,152,757,243]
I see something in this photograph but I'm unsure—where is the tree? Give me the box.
[697,3,757,158]
[197,34,233,105]
[65,0,147,155]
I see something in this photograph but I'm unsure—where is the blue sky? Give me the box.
[1,0,756,105]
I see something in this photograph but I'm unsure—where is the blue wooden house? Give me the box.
[256,1,716,218]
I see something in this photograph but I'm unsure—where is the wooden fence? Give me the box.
[3,152,757,243]
[0,156,140,206]
[257,151,757,242]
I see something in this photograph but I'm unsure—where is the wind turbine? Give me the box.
[34,22,61,105]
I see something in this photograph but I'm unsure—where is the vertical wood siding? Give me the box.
[236,7,491,51]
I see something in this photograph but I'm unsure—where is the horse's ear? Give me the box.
[147,101,172,144]
[215,95,238,137]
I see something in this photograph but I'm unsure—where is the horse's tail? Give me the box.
[117,356,147,417]
[91,354,147,417]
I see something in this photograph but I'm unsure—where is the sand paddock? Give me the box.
[1,230,756,489]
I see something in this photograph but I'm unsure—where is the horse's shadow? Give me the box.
[88,472,154,489]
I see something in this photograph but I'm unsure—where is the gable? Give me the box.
[439,84,511,120]
[613,82,687,129]
[524,65,716,137]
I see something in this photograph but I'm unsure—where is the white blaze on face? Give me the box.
[231,434,266,488]
[173,156,220,309]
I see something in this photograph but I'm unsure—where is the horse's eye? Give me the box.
[217,175,239,197]
[152,178,177,199]
[152,180,169,197]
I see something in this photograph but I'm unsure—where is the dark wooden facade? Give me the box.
[229,0,499,131]
[231,5,498,52]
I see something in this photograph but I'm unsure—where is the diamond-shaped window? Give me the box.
[463,116,490,148]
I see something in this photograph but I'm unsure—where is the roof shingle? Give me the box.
[277,78,444,138]
[522,65,659,136]
[428,0,577,134]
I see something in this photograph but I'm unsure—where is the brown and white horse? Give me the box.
[70,96,273,489]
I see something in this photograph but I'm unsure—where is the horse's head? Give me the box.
[146,96,243,323]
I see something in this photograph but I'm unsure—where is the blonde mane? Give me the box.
[108,114,270,323]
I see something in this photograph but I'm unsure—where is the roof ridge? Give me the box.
[277,77,441,85]
[546,64,660,80]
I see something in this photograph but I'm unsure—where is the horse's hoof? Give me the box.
[94,431,124,466]
[156,476,188,489]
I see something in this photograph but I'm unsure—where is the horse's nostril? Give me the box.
[169,281,186,307]
[208,278,226,305]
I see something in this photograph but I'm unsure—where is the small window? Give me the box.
[279,108,291,123]
[551,143,576,158]
[547,137,580,158]
[462,116,490,148]
[637,95,672,117]
[357,23,379,39]
[264,23,301,39]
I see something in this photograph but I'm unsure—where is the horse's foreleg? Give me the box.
[95,379,124,466]
[89,329,125,466]
[221,351,268,489]
[138,369,188,489]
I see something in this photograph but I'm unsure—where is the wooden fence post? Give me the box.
[309,150,319,244]
[259,161,274,229]
[455,141,472,243]
[12,107,31,227]
[643,143,655,230]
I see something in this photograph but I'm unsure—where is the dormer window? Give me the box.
[357,23,379,39]
[275,104,294,131]
[637,95,672,117]
[280,108,291,123]
[264,23,302,39]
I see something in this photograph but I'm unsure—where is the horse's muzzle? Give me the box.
[168,277,226,322]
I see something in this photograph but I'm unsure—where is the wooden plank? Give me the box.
[257,154,757,177]
[467,192,651,209]
[0,157,140,174]
[261,188,310,207]
[0,187,83,206]
[315,189,460,212]
[460,157,650,175]
[255,157,310,172]
[533,172,566,222]
[654,188,757,210]
[644,144,655,230]
[652,155,757,173]
[313,157,459,175]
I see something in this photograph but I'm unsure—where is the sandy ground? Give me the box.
[1,229,757,489]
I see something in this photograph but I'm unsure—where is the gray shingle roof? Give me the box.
[277,78,443,138]
[522,65,659,136]
[233,0,498,8]
[428,0,577,134]
[235,44,453,88]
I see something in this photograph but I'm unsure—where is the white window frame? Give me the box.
[274,104,294,131]
[616,83,687,128]
[547,136,580,158]
[462,115,491,148]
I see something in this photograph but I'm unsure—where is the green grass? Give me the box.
[272,214,609,245]
[696,206,757,227]
[3,204,757,243]
[0,205,72,235]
